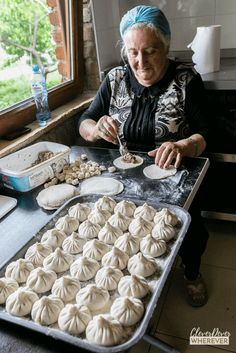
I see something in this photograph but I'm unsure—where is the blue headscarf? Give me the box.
[120,5,171,39]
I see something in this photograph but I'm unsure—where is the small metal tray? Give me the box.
[0,194,191,353]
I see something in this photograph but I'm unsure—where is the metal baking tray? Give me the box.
[0,194,191,353]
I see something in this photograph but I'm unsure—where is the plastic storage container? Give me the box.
[0,142,70,192]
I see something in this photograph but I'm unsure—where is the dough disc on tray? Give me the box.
[113,155,143,170]
[80,176,124,196]
[143,164,177,180]
[36,184,79,210]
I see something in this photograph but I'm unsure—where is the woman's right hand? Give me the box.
[94,116,118,144]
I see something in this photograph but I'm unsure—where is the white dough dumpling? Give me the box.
[110,296,144,326]
[94,196,116,212]
[5,259,34,283]
[101,247,129,270]
[58,303,92,335]
[55,215,79,235]
[76,284,109,312]
[31,295,64,325]
[0,277,19,304]
[134,202,156,221]
[152,221,176,241]
[6,287,38,317]
[108,211,131,232]
[98,221,123,244]
[51,275,81,302]
[114,200,136,217]
[70,256,99,281]
[128,252,157,277]
[43,248,74,273]
[62,231,86,254]
[86,314,124,346]
[140,235,167,257]
[83,239,110,261]
[95,266,123,290]
[88,206,111,226]
[41,228,66,249]
[68,203,91,222]
[114,232,140,256]
[154,207,178,226]
[78,220,101,239]
[24,242,52,267]
[26,267,57,293]
[118,274,150,299]
[128,216,153,238]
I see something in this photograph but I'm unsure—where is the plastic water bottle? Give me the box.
[31,65,51,127]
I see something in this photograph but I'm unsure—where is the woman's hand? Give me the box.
[79,116,118,144]
[148,141,183,169]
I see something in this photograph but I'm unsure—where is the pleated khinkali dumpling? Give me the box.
[62,231,86,254]
[128,252,157,277]
[78,220,101,239]
[95,266,123,291]
[51,275,81,302]
[108,211,131,232]
[6,287,38,317]
[86,314,124,346]
[140,234,167,257]
[154,207,178,226]
[76,284,109,312]
[24,242,52,267]
[55,215,79,235]
[114,232,140,256]
[83,239,110,261]
[94,196,116,212]
[41,228,66,249]
[26,267,57,293]
[88,205,111,226]
[128,216,153,238]
[58,303,92,334]
[152,221,176,241]
[5,258,34,283]
[31,295,64,325]
[114,200,136,217]
[110,296,144,326]
[43,248,74,273]
[70,256,99,281]
[118,274,150,298]
[101,247,129,270]
[134,202,156,221]
[98,221,123,244]
[0,277,19,304]
[68,203,91,222]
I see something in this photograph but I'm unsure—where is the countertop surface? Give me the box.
[0,146,209,353]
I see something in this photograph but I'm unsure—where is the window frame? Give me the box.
[0,0,84,137]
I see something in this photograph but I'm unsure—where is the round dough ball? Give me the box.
[51,275,81,302]
[26,267,57,293]
[62,231,86,254]
[127,252,157,277]
[68,203,91,222]
[0,277,19,304]
[114,200,136,217]
[31,295,64,325]
[83,239,110,261]
[114,232,140,256]
[110,296,144,326]
[134,202,156,221]
[70,256,99,281]
[152,221,176,241]
[95,266,123,291]
[94,196,116,212]
[98,221,123,244]
[154,207,178,226]
[43,248,74,273]
[128,216,153,238]
[58,304,92,335]
[101,247,129,270]
[24,242,52,267]
[118,274,150,299]
[55,215,79,235]
[78,220,101,239]
[108,211,131,232]
[6,287,38,317]
[140,235,167,257]
[41,228,66,249]
[76,284,109,312]
[5,259,34,284]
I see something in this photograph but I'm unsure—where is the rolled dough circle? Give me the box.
[113,155,143,170]
[143,164,177,180]
[80,176,124,196]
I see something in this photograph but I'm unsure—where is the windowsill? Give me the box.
[0,93,95,159]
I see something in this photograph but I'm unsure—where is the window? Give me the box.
[0,0,84,137]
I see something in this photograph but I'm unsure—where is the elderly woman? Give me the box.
[78,5,209,306]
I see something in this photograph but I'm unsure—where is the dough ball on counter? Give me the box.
[62,231,86,254]
[110,296,144,326]
[76,284,110,312]
[101,247,129,270]
[70,256,99,281]
[31,295,64,325]
[24,242,52,267]
[51,275,81,302]
[152,221,176,241]
[95,266,123,291]
[154,207,178,226]
[128,216,153,238]
[41,228,67,249]
[55,215,79,236]
[78,220,101,239]
[88,206,111,226]
[26,267,57,293]
[98,221,123,245]
[82,239,110,261]
[58,303,92,335]
[118,274,150,299]
[0,277,19,304]
[114,200,136,217]
[86,314,124,346]
[140,235,167,257]
[6,287,38,317]
[108,211,131,232]
[134,202,156,222]
[127,252,157,278]
[5,259,34,284]
[114,232,140,256]
[43,248,74,273]
[68,203,91,222]
[94,196,117,213]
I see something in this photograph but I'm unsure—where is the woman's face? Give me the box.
[124,27,168,87]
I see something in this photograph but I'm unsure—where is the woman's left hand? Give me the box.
[148,141,183,169]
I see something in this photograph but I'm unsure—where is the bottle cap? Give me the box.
[32,65,40,73]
